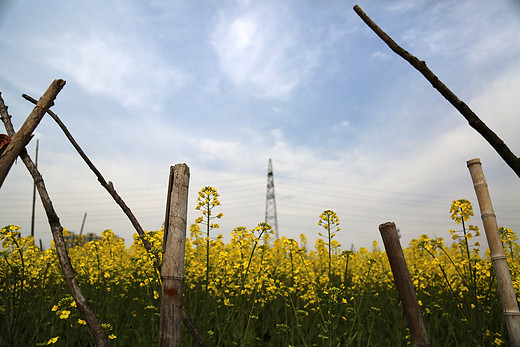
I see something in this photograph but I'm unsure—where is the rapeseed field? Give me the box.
[1,191,517,346]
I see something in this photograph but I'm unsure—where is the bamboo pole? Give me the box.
[467,158,520,346]
[0,79,66,187]
[379,222,430,347]
[160,164,190,347]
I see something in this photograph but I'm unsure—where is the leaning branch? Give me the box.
[353,5,520,178]
[22,93,157,264]
[22,93,202,339]
[0,92,109,346]
[0,80,65,187]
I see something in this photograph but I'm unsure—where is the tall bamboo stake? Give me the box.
[160,164,190,347]
[379,222,430,347]
[467,158,520,346]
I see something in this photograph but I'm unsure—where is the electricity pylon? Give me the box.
[265,158,279,238]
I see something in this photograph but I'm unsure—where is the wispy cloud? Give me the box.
[332,120,350,132]
[211,3,320,98]
[41,31,185,110]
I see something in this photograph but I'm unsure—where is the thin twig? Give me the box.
[353,5,520,178]
[21,93,156,261]
[181,308,205,347]
[22,93,204,342]
[0,92,109,346]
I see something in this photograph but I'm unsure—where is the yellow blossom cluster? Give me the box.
[0,196,517,345]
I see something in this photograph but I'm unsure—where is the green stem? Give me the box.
[11,235,25,344]
[460,217,481,340]
[347,260,374,339]
[297,250,328,332]
[288,290,309,347]
[206,201,211,293]
[328,216,332,284]
[327,217,332,347]
[217,227,266,346]
[422,246,469,322]
[343,252,350,290]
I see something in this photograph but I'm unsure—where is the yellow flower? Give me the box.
[153,290,160,300]
[59,310,71,319]
[51,305,58,312]
[78,319,87,325]
[449,199,474,224]
[318,210,340,230]
[47,336,59,344]
[108,334,117,340]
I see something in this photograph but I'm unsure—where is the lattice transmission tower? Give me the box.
[265,158,279,239]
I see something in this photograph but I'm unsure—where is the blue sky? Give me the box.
[1,0,520,251]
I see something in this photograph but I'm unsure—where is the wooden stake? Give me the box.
[379,222,430,347]
[0,79,65,187]
[467,158,520,346]
[160,164,190,347]
[80,212,87,235]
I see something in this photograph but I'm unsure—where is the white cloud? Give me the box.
[271,128,283,141]
[42,31,185,109]
[467,62,520,154]
[196,139,240,162]
[369,51,389,62]
[211,3,320,98]
[331,120,350,132]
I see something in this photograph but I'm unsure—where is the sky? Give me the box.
[1,0,520,252]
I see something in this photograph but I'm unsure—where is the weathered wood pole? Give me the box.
[467,158,520,346]
[0,79,65,187]
[160,164,190,347]
[379,222,430,347]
